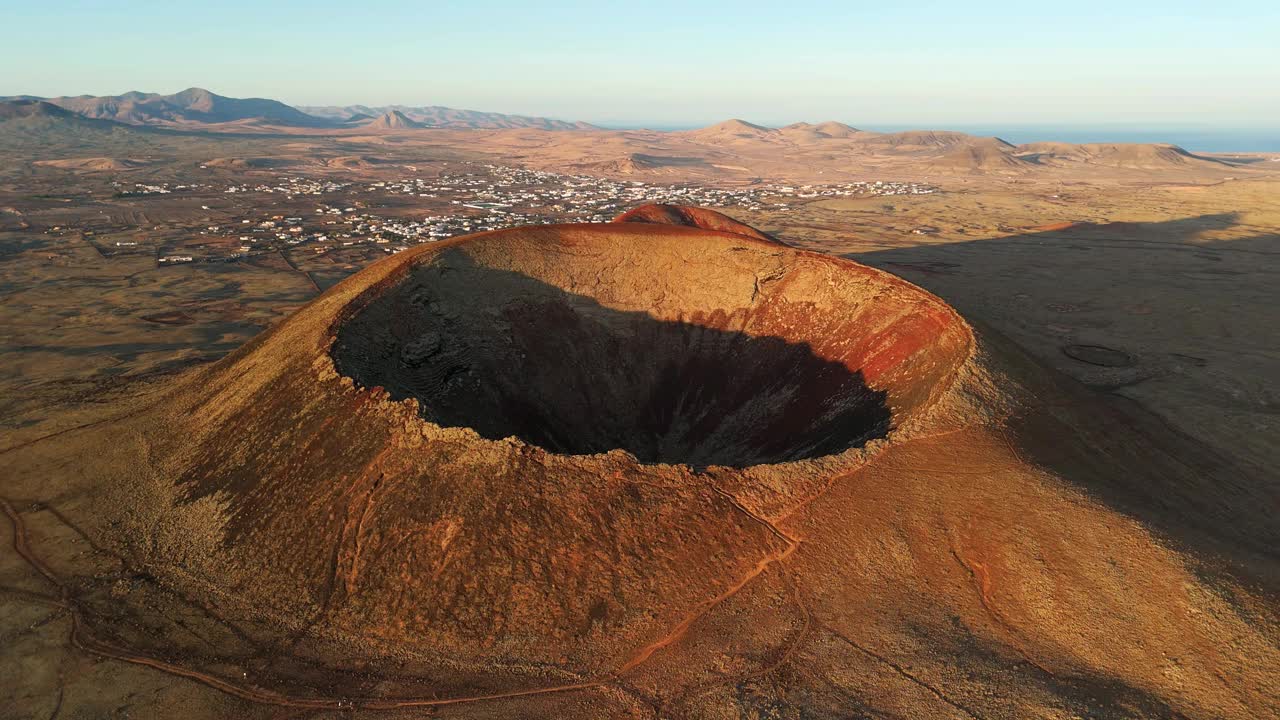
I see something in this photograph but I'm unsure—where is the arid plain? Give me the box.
[2,96,1278,718]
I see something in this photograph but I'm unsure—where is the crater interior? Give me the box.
[331,226,968,468]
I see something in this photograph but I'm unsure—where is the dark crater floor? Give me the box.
[331,251,891,468]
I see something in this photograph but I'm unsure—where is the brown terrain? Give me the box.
[1,93,1279,719]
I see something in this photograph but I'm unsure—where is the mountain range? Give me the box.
[0,91,1243,178]
[1,88,594,131]
[298,104,598,131]
[0,99,164,153]
[1,88,326,128]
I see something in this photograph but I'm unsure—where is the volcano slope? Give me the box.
[3,206,1278,719]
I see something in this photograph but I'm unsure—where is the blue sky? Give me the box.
[4,0,1278,128]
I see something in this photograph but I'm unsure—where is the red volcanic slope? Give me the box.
[613,203,783,244]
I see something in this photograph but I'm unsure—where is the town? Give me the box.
[63,163,939,279]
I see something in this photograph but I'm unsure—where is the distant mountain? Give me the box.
[3,88,328,128]
[363,110,424,130]
[0,99,166,155]
[0,99,150,135]
[300,104,596,131]
[685,119,777,140]
[0,99,75,122]
[810,121,863,138]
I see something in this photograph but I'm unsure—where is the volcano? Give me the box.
[4,206,1276,717]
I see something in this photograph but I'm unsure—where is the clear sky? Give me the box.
[4,0,1278,129]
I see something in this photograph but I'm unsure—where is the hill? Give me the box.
[0,99,160,154]
[685,118,778,140]
[32,156,150,171]
[1016,141,1232,170]
[569,153,711,175]
[0,99,84,122]
[811,120,862,137]
[857,129,1012,149]
[0,98,292,165]
[363,110,424,130]
[779,120,864,142]
[918,136,1037,174]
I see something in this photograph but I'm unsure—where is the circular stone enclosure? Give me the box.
[331,225,970,468]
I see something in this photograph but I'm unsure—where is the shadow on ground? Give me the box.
[853,214,1280,586]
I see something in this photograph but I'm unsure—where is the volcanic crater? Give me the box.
[331,253,899,468]
[329,210,968,470]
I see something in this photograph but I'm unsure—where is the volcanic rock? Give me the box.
[613,202,781,243]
